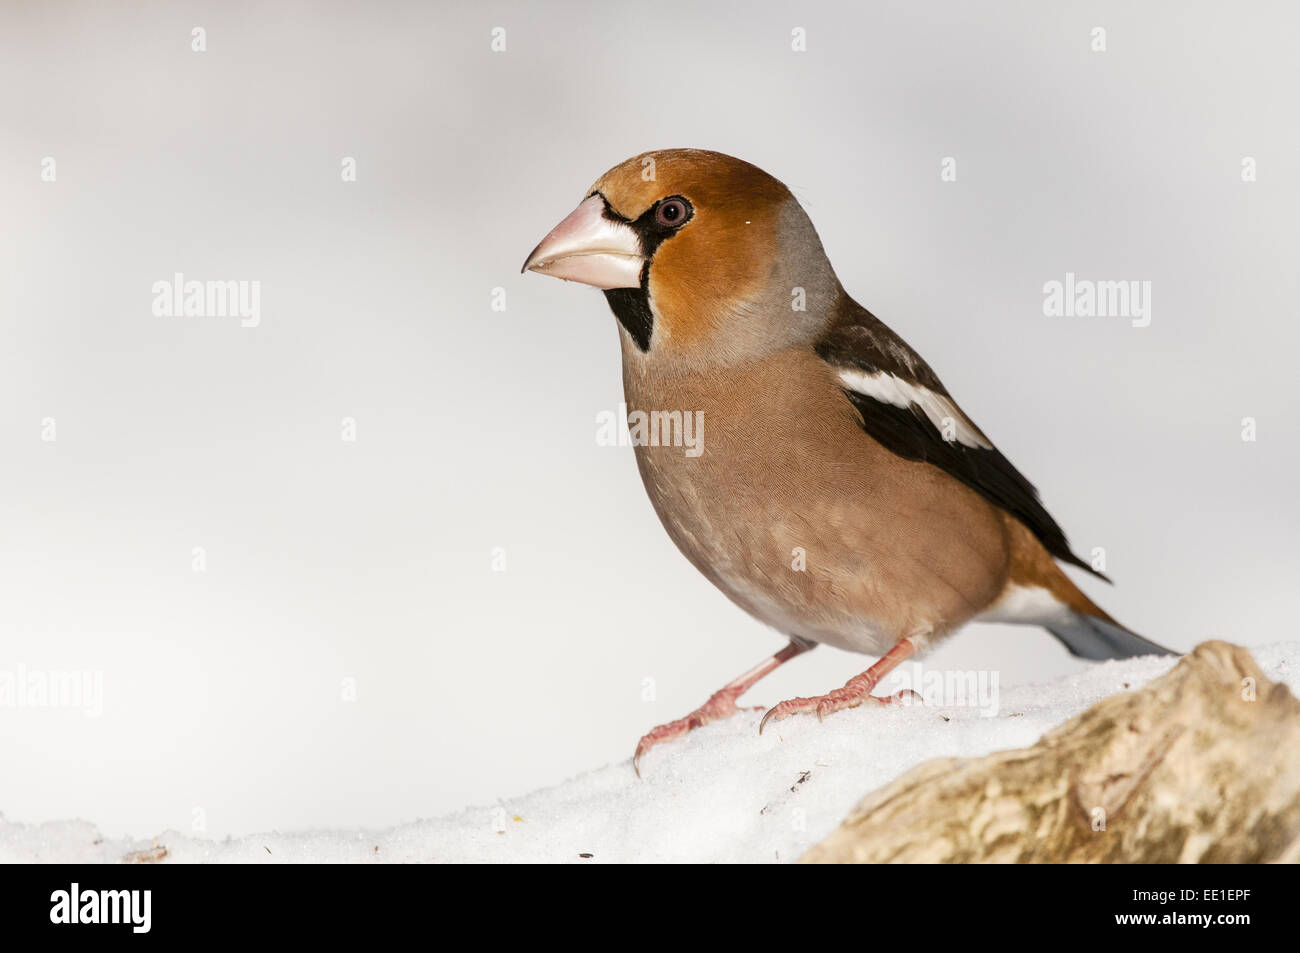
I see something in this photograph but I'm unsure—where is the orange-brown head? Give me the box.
[523,149,842,371]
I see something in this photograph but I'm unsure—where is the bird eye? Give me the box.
[655,198,691,228]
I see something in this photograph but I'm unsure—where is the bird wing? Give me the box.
[814,300,1106,581]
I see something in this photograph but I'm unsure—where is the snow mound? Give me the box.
[4,643,1295,863]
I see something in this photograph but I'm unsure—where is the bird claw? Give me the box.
[759,687,921,734]
[633,688,759,777]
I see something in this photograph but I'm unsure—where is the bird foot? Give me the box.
[633,686,761,776]
[759,681,921,734]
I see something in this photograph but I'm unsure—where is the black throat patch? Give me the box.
[604,269,653,352]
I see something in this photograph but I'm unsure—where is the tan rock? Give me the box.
[802,641,1300,863]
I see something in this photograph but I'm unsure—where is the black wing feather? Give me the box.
[816,303,1107,582]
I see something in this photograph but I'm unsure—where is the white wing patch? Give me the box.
[836,368,992,450]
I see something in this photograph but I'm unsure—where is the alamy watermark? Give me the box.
[0,665,103,717]
[50,883,150,933]
[596,403,704,457]
[152,272,261,327]
[1042,272,1151,328]
[882,661,1000,717]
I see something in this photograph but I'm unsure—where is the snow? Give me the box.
[4,642,1295,864]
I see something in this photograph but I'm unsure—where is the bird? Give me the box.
[521,148,1174,774]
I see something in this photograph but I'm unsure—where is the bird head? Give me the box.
[523,149,841,369]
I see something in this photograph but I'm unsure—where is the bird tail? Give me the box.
[1045,611,1176,660]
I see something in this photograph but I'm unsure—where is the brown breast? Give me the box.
[621,346,1013,654]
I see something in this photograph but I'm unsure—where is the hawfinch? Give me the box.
[522,149,1174,773]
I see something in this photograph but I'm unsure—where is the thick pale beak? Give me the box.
[521,195,644,289]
